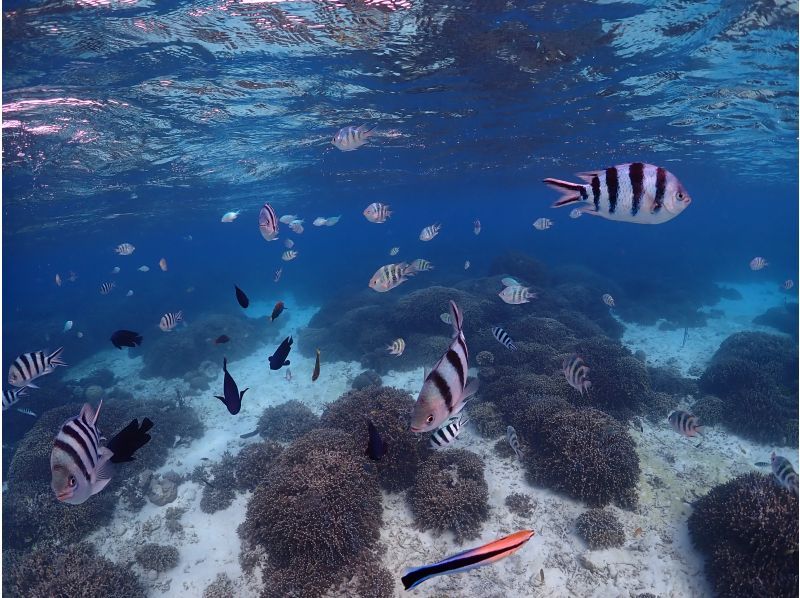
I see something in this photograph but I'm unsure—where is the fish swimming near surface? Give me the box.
[498,280,536,305]
[50,401,152,505]
[2,387,28,411]
[159,311,183,332]
[419,223,441,241]
[749,256,768,271]
[159,258,168,272]
[543,163,692,224]
[268,336,293,370]
[115,243,135,255]
[365,419,387,461]
[274,268,282,282]
[100,282,115,295]
[138,265,150,272]
[215,357,248,415]
[387,338,405,356]
[258,202,279,241]
[533,217,553,231]
[312,349,321,382]
[110,330,143,349]
[279,214,298,224]
[214,335,230,345]
[781,279,794,291]
[602,293,615,307]
[55,273,62,286]
[473,219,481,235]
[221,210,240,222]
[63,320,73,333]
[363,202,391,223]
[430,414,469,448]
[401,529,535,590]
[440,312,453,325]
[110,266,120,274]
[282,250,298,261]
[771,452,799,494]
[270,301,285,322]
[369,262,415,292]
[464,260,471,270]
[563,353,591,396]
[410,300,479,433]
[235,285,250,308]
[668,410,704,438]
[506,425,523,459]
[491,326,518,351]
[8,347,66,388]
[389,247,400,256]
[332,124,376,151]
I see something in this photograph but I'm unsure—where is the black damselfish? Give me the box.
[235,285,250,309]
[215,357,248,415]
[107,417,154,463]
[268,336,292,370]
[365,419,387,461]
[110,330,143,349]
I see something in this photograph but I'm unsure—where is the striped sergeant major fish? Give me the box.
[430,414,469,448]
[563,353,591,397]
[387,338,405,356]
[2,387,27,410]
[401,529,535,590]
[258,202,279,241]
[498,277,536,305]
[602,293,615,307]
[668,410,704,438]
[749,256,768,271]
[506,425,523,460]
[114,243,135,255]
[410,300,479,433]
[491,326,517,351]
[771,452,799,495]
[159,311,183,332]
[50,401,153,505]
[281,250,298,261]
[99,282,115,295]
[8,347,66,388]
[409,258,434,273]
[332,124,375,151]
[419,223,441,241]
[363,202,391,223]
[543,163,692,224]
[369,262,415,293]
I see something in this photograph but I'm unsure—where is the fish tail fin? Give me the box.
[448,300,463,337]
[223,357,228,369]
[48,346,66,367]
[176,310,183,322]
[543,178,586,207]
[360,124,377,137]
[240,388,249,400]
[695,425,705,436]
[463,378,479,401]
[401,565,433,591]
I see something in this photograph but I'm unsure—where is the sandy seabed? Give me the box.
[62,284,795,597]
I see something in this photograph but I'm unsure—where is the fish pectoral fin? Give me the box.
[26,382,39,389]
[463,378,480,400]
[239,388,249,400]
[284,360,290,366]
[95,449,115,482]
[214,395,228,405]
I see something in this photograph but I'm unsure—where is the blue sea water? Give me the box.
[2,1,799,597]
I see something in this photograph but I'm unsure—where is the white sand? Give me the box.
[75,280,795,597]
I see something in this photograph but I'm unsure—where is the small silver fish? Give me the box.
[749,256,768,271]
[533,217,553,231]
[63,320,73,333]
[419,224,441,241]
[602,293,615,307]
[389,247,400,256]
[464,260,471,270]
[569,208,583,219]
[110,266,120,274]
[114,243,135,255]
[473,219,481,235]
[282,250,298,262]
[440,312,453,325]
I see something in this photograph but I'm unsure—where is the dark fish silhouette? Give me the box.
[365,419,387,461]
[110,330,143,349]
[268,336,292,370]
[215,357,248,415]
[240,429,259,439]
[107,418,154,463]
[214,335,230,345]
[270,301,285,322]
[234,285,249,309]
[312,349,321,382]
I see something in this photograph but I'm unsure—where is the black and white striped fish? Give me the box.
[771,452,799,495]
[430,414,469,448]
[409,258,434,273]
[159,311,183,332]
[8,347,66,388]
[543,163,692,224]
[668,410,704,438]
[506,425,522,460]
[2,387,27,410]
[99,282,115,295]
[369,262,415,292]
[332,124,375,151]
[419,224,441,241]
[363,202,391,223]
[562,353,591,396]
[258,202,279,241]
[114,243,135,255]
[410,300,479,433]
[491,326,518,351]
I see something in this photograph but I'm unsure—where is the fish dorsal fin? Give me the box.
[501,277,519,287]
[576,171,600,183]
[423,367,430,380]
[79,401,100,426]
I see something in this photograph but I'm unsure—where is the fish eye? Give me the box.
[426,414,434,423]
[677,192,684,200]
[68,475,76,487]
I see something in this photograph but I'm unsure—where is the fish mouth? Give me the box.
[55,490,72,501]
[409,426,421,433]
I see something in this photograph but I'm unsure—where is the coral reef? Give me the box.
[505,492,535,517]
[575,509,625,549]
[196,452,237,513]
[135,543,180,572]
[475,350,494,365]
[648,365,698,397]
[203,573,235,598]
[3,542,145,597]
[494,437,516,458]
[234,440,283,491]
[641,391,680,424]
[689,473,798,598]
[691,394,725,427]
[257,400,320,442]
[408,449,489,541]
[753,302,798,339]
[469,401,506,438]
[351,369,382,390]
[321,385,431,491]
[165,506,186,534]
[488,251,550,288]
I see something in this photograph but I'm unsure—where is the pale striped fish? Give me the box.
[389,246,400,256]
[2,387,27,410]
[332,124,375,151]
[369,262,414,293]
[99,282,115,295]
[440,312,453,325]
[782,279,794,291]
[284,239,294,249]
[419,223,441,241]
[491,326,518,351]
[114,243,135,255]
[8,347,66,388]
[387,338,405,356]
[668,410,704,438]
[409,258,434,273]
[749,256,768,271]
[16,407,36,417]
[289,220,304,234]
[563,353,591,396]
[473,219,481,235]
[282,250,298,261]
[533,217,553,231]
[464,260,471,270]
[258,202,279,241]
[569,208,583,219]
[498,279,536,305]
[506,425,522,459]
[410,300,479,433]
[159,311,183,332]
[602,293,615,307]
[543,163,692,224]
[313,215,341,227]
[430,414,469,448]
[771,452,799,495]
[363,202,391,223]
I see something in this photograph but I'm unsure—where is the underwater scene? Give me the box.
[2,0,799,597]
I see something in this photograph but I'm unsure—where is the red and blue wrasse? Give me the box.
[401,529,535,591]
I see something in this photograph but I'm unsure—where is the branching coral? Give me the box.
[505,492,535,517]
[688,473,798,597]
[408,449,489,541]
[575,509,625,549]
[469,401,506,438]
[256,400,320,442]
[135,543,180,572]
[196,452,237,514]
[234,441,283,491]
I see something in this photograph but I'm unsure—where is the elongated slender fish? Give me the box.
[332,124,375,151]
[430,414,469,448]
[491,326,517,351]
[668,410,704,438]
[258,202,279,241]
[312,349,321,382]
[387,338,405,356]
[369,262,415,292]
[401,530,535,590]
[543,163,692,224]
[8,347,66,388]
[115,243,135,255]
[419,223,441,241]
[506,425,522,459]
[159,311,183,332]
[771,452,799,494]
[410,301,479,433]
[563,354,591,396]
[215,357,248,415]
